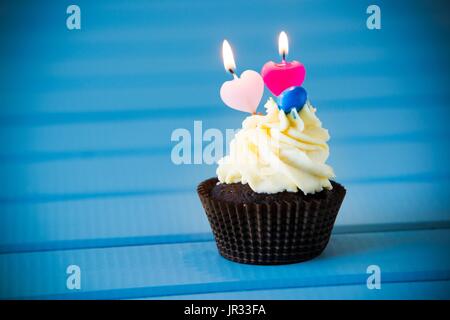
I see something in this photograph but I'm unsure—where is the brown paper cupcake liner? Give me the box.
[197,177,346,265]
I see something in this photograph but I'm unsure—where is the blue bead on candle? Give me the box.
[277,86,307,113]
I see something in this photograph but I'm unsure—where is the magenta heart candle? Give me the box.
[261,31,306,96]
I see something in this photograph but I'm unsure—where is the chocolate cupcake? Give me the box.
[198,98,346,265]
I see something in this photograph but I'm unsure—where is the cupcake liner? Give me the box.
[197,177,346,265]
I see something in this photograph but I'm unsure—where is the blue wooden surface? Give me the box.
[0,0,449,299]
[1,229,449,299]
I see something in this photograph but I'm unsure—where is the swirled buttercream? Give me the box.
[217,98,335,194]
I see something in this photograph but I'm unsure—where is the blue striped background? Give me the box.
[0,0,449,299]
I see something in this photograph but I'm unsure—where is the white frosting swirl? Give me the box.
[217,98,335,194]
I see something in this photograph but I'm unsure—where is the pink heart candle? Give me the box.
[261,31,306,96]
[219,40,264,114]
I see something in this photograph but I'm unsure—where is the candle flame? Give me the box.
[278,31,289,58]
[222,40,236,73]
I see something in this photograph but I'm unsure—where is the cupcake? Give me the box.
[197,37,346,265]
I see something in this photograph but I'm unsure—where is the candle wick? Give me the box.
[282,53,286,63]
[229,68,238,79]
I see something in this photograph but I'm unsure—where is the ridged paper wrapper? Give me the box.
[197,177,346,265]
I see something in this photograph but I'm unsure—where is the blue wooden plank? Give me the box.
[0,181,449,253]
[3,75,447,116]
[1,93,448,127]
[0,229,449,299]
[1,104,448,159]
[6,36,444,98]
[0,142,448,199]
[141,281,450,300]
[1,1,444,63]
[1,0,448,116]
